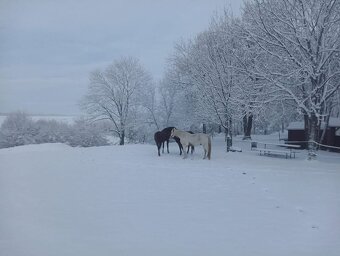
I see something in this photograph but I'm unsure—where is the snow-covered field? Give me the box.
[1,135,340,256]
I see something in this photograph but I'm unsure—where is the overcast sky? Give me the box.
[0,0,242,115]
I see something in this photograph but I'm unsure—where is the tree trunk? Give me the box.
[225,118,233,152]
[202,123,206,134]
[307,114,318,160]
[243,113,253,140]
[304,114,309,145]
[319,106,332,150]
[119,130,125,145]
[319,115,330,150]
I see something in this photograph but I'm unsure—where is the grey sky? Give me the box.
[0,0,242,115]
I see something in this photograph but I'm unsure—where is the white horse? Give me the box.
[171,128,211,160]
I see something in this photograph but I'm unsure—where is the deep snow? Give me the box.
[1,135,340,256]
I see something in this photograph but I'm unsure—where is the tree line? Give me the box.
[2,0,339,156]
[0,112,110,148]
[81,0,340,158]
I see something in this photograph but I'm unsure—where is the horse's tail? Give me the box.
[207,136,211,160]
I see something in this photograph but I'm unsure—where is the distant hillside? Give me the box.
[0,114,77,126]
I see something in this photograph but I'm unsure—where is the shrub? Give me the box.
[0,112,37,148]
[0,113,109,148]
[66,118,109,147]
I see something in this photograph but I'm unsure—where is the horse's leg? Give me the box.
[166,139,170,153]
[187,144,194,154]
[174,137,183,155]
[182,144,188,159]
[203,141,210,159]
[157,143,161,156]
[162,141,165,154]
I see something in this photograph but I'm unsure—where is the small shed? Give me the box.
[287,117,340,151]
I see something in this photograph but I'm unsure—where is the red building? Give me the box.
[287,118,340,151]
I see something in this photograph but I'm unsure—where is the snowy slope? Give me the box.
[1,136,340,256]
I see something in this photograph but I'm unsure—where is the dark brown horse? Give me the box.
[154,131,164,156]
[154,127,194,156]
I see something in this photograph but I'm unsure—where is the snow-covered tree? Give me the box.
[34,119,70,144]
[172,11,269,145]
[81,57,152,145]
[67,118,109,147]
[173,28,237,139]
[156,66,198,129]
[242,0,340,158]
[138,80,160,130]
[0,112,37,148]
[158,75,178,127]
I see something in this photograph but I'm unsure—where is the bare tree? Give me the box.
[81,57,152,145]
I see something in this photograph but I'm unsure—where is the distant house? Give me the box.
[287,118,340,151]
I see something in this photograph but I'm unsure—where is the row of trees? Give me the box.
[0,112,109,148]
[1,1,339,157]
[167,0,340,157]
[242,0,340,158]
[81,0,340,159]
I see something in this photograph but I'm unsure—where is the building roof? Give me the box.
[330,117,340,127]
[287,121,304,130]
[287,117,340,130]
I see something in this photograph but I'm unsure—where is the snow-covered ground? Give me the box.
[1,135,339,256]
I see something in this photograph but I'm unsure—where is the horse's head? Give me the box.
[170,128,176,138]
